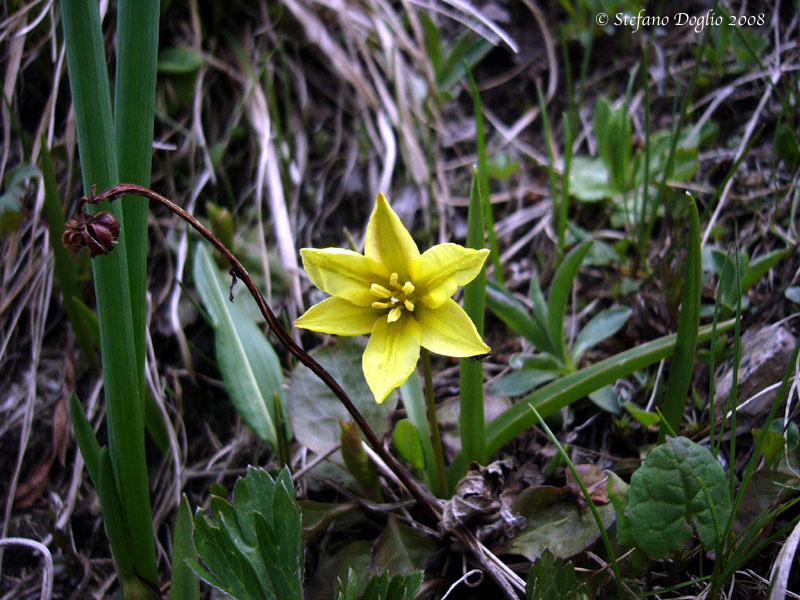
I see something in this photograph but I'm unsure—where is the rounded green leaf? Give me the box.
[625,436,731,559]
[392,419,426,470]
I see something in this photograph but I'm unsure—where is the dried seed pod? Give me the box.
[61,210,121,257]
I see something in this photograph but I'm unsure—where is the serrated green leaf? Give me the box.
[194,509,271,600]
[625,436,731,558]
[193,244,286,448]
[525,551,587,600]
[170,495,199,600]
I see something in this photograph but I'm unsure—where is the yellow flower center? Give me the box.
[370,272,417,323]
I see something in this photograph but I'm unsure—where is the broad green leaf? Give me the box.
[493,369,557,397]
[399,374,436,489]
[623,401,660,427]
[486,281,550,350]
[775,123,800,167]
[372,518,436,577]
[571,306,632,362]
[501,486,615,562]
[392,419,426,470]
[741,248,789,292]
[158,47,204,74]
[193,244,286,448]
[0,164,38,235]
[547,240,593,363]
[587,385,620,414]
[170,495,199,600]
[569,157,616,202]
[606,471,633,547]
[785,286,800,305]
[625,436,731,558]
[287,338,397,465]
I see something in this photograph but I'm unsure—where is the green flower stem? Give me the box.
[421,348,448,498]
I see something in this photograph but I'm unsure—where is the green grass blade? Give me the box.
[459,168,488,466]
[40,137,98,369]
[546,240,592,364]
[467,67,503,284]
[68,393,102,487]
[170,495,200,600]
[60,0,158,585]
[97,449,137,585]
[482,319,736,458]
[658,195,701,442]
[114,0,160,421]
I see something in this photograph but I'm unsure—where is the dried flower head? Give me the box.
[62,210,120,257]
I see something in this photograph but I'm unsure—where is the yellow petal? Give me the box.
[363,314,422,403]
[364,193,420,277]
[415,298,491,357]
[295,297,381,335]
[300,248,389,307]
[411,244,490,308]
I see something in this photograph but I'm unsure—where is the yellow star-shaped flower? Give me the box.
[295,193,491,402]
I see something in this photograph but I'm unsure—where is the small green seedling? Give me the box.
[487,240,631,410]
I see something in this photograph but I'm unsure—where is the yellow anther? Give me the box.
[389,272,399,287]
[402,281,415,295]
[387,307,402,322]
[404,299,415,311]
[371,301,389,309]
[370,283,393,298]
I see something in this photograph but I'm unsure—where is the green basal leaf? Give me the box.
[486,281,550,351]
[193,243,287,449]
[547,240,593,363]
[625,436,731,559]
[392,419,426,470]
[287,338,397,466]
[623,401,660,427]
[571,306,632,363]
[158,47,205,74]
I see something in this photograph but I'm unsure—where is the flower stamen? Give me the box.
[370,283,393,298]
[388,307,402,322]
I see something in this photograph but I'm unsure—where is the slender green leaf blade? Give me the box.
[659,195,701,441]
[571,306,632,362]
[193,244,285,448]
[546,240,593,362]
[460,168,487,465]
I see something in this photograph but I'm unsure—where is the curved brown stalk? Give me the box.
[71,184,524,599]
